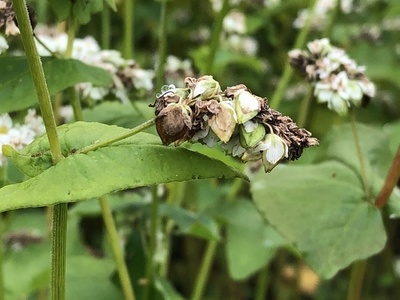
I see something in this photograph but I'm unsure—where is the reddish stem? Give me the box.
[375,145,400,208]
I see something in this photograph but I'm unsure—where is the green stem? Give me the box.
[68,87,84,121]
[269,0,318,109]
[143,186,160,300]
[204,0,230,74]
[78,118,156,154]
[296,86,313,128]
[191,240,218,300]
[13,2,66,299]
[160,182,187,277]
[350,112,371,201]
[155,0,168,92]
[0,167,5,300]
[101,4,111,49]
[375,145,400,208]
[347,260,367,300]
[99,196,135,300]
[123,0,134,58]
[65,19,76,58]
[13,0,63,163]
[255,265,270,300]
[34,35,60,57]
[51,204,68,300]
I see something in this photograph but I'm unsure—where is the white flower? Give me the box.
[129,69,155,91]
[223,11,247,34]
[0,35,8,54]
[255,134,288,172]
[234,90,260,124]
[5,20,20,36]
[0,111,44,166]
[307,38,332,56]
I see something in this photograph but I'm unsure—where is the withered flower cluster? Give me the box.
[152,76,319,172]
[289,38,376,116]
[0,0,36,36]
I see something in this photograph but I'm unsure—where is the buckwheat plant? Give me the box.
[152,75,319,172]
[289,38,376,116]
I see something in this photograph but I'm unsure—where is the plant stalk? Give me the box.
[255,265,270,300]
[160,182,187,277]
[204,0,230,74]
[269,0,317,109]
[13,0,63,163]
[190,240,218,300]
[13,2,67,300]
[123,0,134,58]
[101,4,111,49]
[143,186,160,300]
[296,86,313,128]
[350,112,371,201]
[347,260,367,300]
[99,196,135,300]
[375,145,400,208]
[0,167,5,300]
[78,118,156,154]
[155,0,168,92]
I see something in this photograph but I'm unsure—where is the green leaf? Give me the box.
[0,57,113,114]
[104,0,117,11]
[251,161,386,279]
[73,0,104,25]
[66,256,123,300]
[11,122,161,177]
[316,123,395,201]
[0,122,245,212]
[4,242,51,298]
[160,204,220,241]
[48,0,71,21]
[208,199,288,280]
[154,275,185,300]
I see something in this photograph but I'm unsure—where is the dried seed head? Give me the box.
[152,76,319,172]
[155,103,192,145]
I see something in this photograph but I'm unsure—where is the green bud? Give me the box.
[239,121,266,148]
[193,75,221,100]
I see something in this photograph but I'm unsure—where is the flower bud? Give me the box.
[193,75,221,100]
[234,90,260,124]
[239,120,266,148]
[208,101,237,143]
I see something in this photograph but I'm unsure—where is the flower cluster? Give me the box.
[293,0,355,30]
[152,76,318,172]
[0,0,19,36]
[34,27,154,102]
[0,110,45,167]
[221,10,258,56]
[164,55,195,88]
[289,38,376,116]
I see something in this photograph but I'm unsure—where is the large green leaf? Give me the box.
[316,123,396,201]
[0,57,112,114]
[4,242,51,299]
[66,256,123,300]
[0,122,245,212]
[208,199,288,280]
[251,161,386,279]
